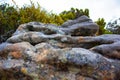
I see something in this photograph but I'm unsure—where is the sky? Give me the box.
[1,0,120,22]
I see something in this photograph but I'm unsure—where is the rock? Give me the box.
[13,22,65,36]
[7,33,120,49]
[13,16,99,37]
[7,32,65,44]
[1,16,120,80]
[35,46,120,80]
[91,41,120,59]
[61,15,92,27]
[0,59,33,80]
[0,42,36,59]
[61,15,99,36]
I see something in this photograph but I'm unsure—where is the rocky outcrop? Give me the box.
[61,15,99,36]
[0,15,120,80]
[12,15,99,36]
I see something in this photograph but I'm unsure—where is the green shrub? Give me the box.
[59,8,89,22]
[95,18,112,35]
[0,3,19,34]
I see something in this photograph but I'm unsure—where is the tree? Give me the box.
[106,18,120,34]
[59,8,90,22]
[95,18,112,35]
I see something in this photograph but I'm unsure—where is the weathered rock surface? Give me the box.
[61,15,99,36]
[13,15,99,36]
[0,15,120,80]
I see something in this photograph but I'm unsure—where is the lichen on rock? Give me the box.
[0,15,120,80]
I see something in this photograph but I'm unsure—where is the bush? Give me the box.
[95,18,112,35]
[59,8,89,21]
[106,18,120,34]
[0,3,19,34]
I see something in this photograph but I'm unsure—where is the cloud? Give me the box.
[34,0,120,22]
[86,0,120,22]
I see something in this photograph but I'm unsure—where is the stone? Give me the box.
[1,16,120,80]
[61,15,92,27]
[0,42,36,59]
[13,22,65,36]
[61,15,99,36]
[91,41,120,59]
[34,45,120,80]
[12,15,99,37]
[0,59,33,80]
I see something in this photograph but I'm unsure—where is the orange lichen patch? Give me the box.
[55,43,68,48]
[0,44,21,58]
[76,76,85,80]
[98,70,115,80]
[78,37,85,43]
[0,44,24,58]
[9,51,22,59]
[35,50,50,62]
[109,51,120,58]
[21,67,28,74]
[35,49,57,64]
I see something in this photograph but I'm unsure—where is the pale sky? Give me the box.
[1,0,120,22]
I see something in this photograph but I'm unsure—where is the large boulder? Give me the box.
[61,15,99,36]
[13,15,99,36]
[1,16,120,80]
[1,42,120,80]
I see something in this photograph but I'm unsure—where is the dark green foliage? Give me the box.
[0,3,19,34]
[95,18,112,35]
[106,18,120,34]
[59,8,89,21]
[0,3,19,43]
